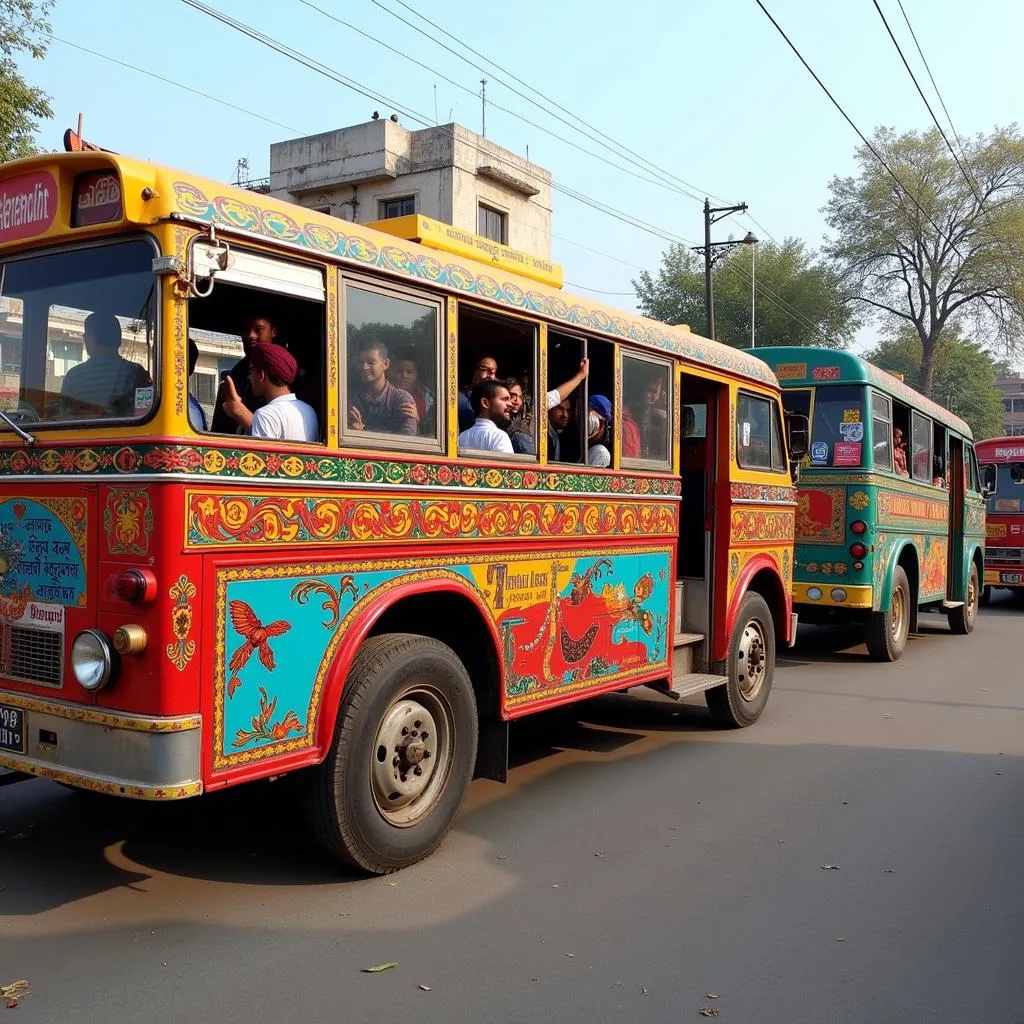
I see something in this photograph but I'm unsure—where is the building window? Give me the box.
[478,203,507,244]
[378,195,415,219]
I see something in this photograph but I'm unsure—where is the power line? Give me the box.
[753,0,965,261]
[870,0,983,209]
[360,0,721,206]
[50,36,306,135]
[552,235,647,272]
[293,0,704,203]
[565,282,636,296]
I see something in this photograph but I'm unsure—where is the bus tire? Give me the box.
[706,592,775,728]
[948,562,980,635]
[866,565,911,662]
[979,586,991,607]
[304,633,478,875]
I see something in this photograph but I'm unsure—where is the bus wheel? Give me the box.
[866,565,911,662]
[304,633,478,875]
[948,563,980,635]
[706,592,775,728]
[979,585,991,607]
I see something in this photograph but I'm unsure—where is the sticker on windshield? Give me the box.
[842,408,861,423]
[134,386,154,415]
[833,441,862,467]
[810,441,829,464]
[741,421,751,447]
[839,421,864,442]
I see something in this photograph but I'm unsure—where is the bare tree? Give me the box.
[825,126,1024,396]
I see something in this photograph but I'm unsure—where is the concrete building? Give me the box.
[996,374,1024,436]
[268,118,553,259]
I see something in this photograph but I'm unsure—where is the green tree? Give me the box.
[865,325,1005,440]
[633,238,857,348]
[824,126,1024,399]
[0,0,54,162]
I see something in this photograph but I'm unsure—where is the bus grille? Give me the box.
[3,624,63,688]
[989,547,1023,565]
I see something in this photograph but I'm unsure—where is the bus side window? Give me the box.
[910,411,932,483]
[871,391,892,471]
[343,282,441,445]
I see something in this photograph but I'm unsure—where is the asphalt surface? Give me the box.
[2,590,1022,1023]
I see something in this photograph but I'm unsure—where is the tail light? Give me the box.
[116,568,158,604]
[849,542,867,559]
[850,520,867,535]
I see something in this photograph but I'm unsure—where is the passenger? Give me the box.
[547,396,573,461]
[187,338,207,431]
[932,455,946,487]
[222,344,318,442]
[458,355,499,431]
[458,379,514,454]
[211,314,281,433]
[58,312,151,418]
[893,428,910,476]
[639,373,668,457]
[389,347,435,435]
[504,377,534,454]
[587,394,613,468]
[348,341,418,435]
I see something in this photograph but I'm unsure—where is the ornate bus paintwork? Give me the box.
[749,347,985,658]
[0,149,796,870]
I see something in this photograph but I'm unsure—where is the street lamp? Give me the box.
[692,198,758,341]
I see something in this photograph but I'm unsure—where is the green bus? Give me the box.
[746,348,986,661]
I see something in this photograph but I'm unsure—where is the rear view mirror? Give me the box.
[785,412,809,461]
[981,463,997,498]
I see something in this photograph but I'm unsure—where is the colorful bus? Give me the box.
[0,147,801,873]
[747,348,985,661]
[976,437,1024,602]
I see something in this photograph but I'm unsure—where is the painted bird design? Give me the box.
[227,600,292,697]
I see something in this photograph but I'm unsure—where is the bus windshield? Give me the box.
[0,239,157,429]
[786,384,865,469]
[987,463,1024,513]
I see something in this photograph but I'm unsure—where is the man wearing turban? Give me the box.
[222,343,318,442]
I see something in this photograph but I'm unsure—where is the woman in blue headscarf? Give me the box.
[587,394,612,467]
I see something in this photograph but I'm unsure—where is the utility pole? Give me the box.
[480,79,487,137]
[692,199,756,341]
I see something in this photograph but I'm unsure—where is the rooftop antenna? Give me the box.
[480,78,487,137]
[234,157,250,187]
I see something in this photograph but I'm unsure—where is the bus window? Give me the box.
[622,353,671,467]
[344,282,441,447]
[872,391,892,471]
[782,388,811,422]
[457,305,537,454]
[932,422,947,487]
[990,463,1024,512]
[1,239,157,425]
[911,412,932,483]
[736,391,786,472]
[806,384,864,468]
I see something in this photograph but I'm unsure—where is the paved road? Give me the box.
[2,593,1023,1023]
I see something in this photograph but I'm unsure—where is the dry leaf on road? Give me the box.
[821,864,841,870]
[362,963,399,974]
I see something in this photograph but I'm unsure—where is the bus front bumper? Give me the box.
[985,568,1024,588]
[793,582,874,610]
[0,690,202,799]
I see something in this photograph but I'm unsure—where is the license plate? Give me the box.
[0,704,25,754]
[1000,572,1022,585]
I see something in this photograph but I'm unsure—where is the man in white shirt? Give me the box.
[222,343,318,442]
[458,379,514,455]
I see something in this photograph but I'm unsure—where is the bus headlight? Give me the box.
[807,587,823,600]
[830,588,848,603]
[71,630,119,692]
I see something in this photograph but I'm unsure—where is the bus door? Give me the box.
[948,436,966,599]
[677,372,719,639]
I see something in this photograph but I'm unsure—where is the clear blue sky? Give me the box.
[21,0,1024,347]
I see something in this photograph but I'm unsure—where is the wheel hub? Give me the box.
[737,621,767,701]
[370,689,453,828]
